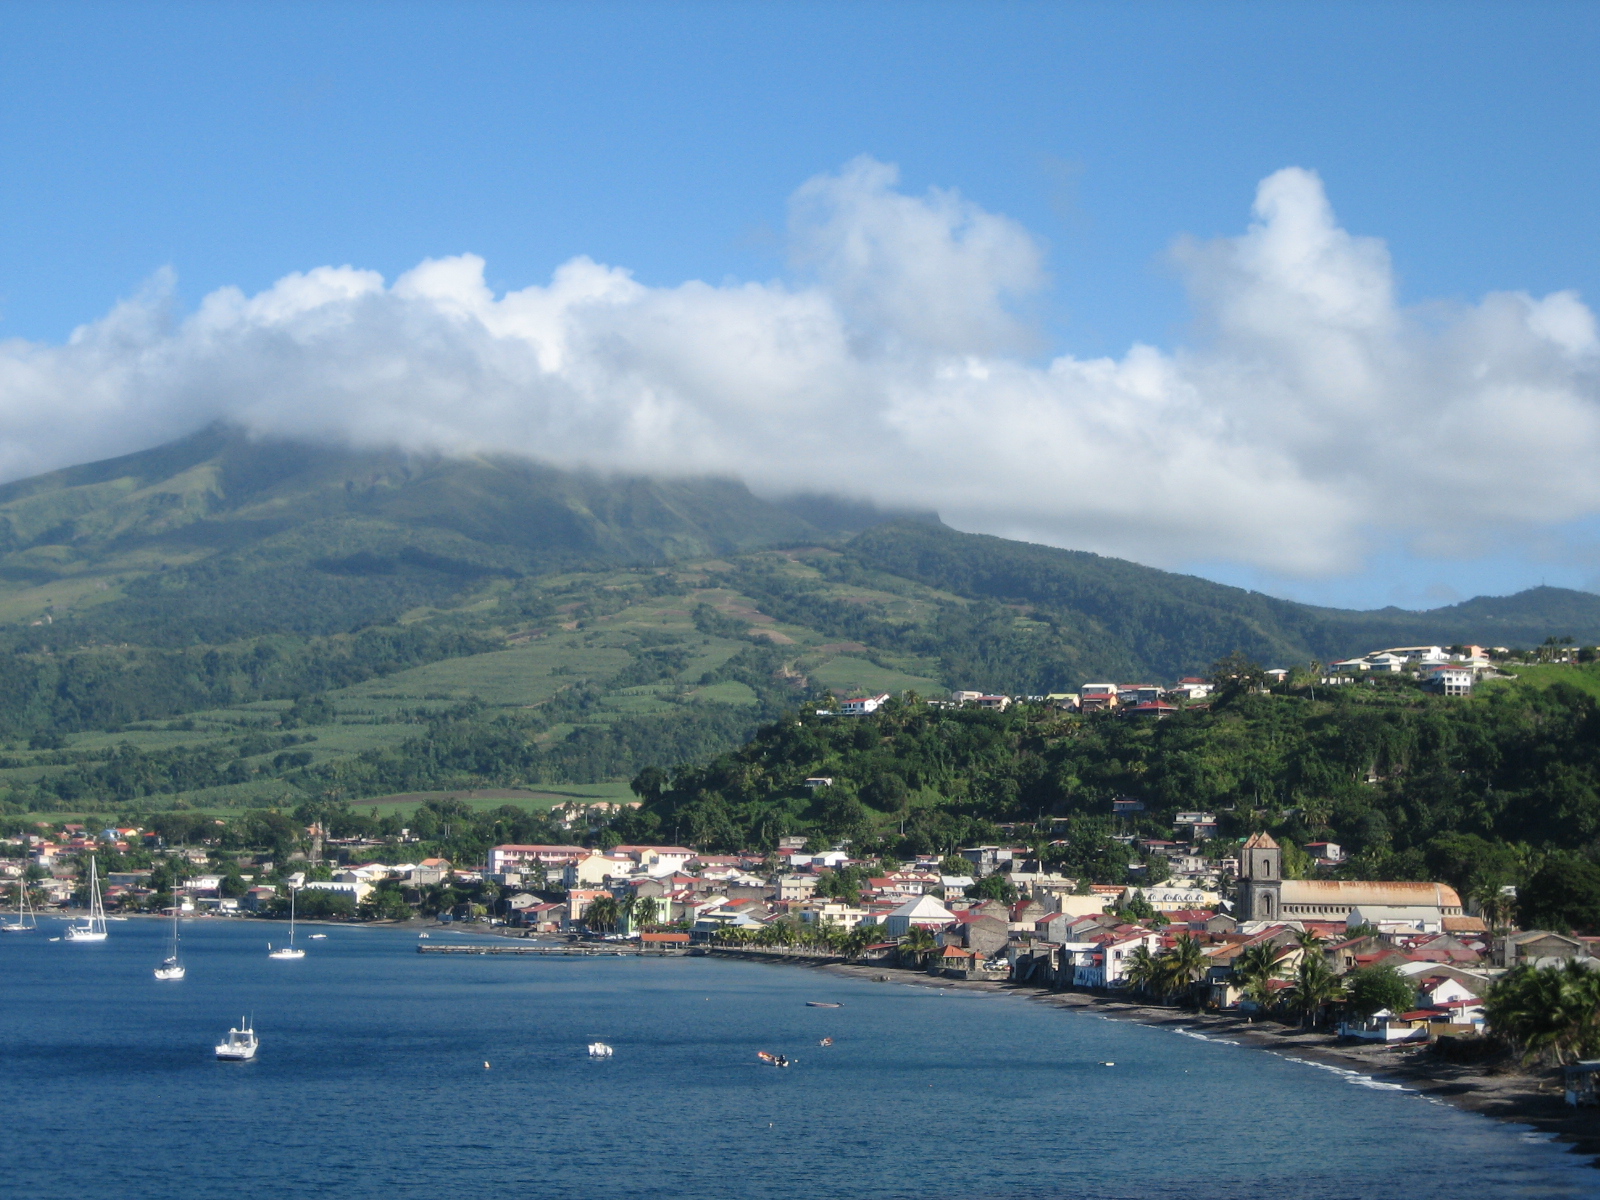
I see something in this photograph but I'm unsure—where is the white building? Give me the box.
[885,894,955,936]
[839,693,890,716]
[1348,904,1445,935]
[1420,664,1473,696]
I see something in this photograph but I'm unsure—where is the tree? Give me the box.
[584,895,619,933]
[1343,964,1415,1019]
[634,897,661,930]
[1519,854,1600,933]
[898,926,937,967]
[1486,961,1600,1064]
[1120,890,1156,923]
[939,855,971,877]
[1208,651,1267,699]
[1124,945,1161,996]
[965,873,1018,905]
[1234,942,1286,1007]
[1158,933,1209,1008]
[1286,953,1345,1028]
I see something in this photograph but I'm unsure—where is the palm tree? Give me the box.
[1123,945,1161,997]
[899,926,937,967]
[1291,927,1323,955]
[1473,884,1514,936]
[1233,941,1287,1008]
[1286,952,1344,1029]
[584,895,619,934]
[1160,933,1210,1009]
[1486,961,1600,1064]
[634,897,661,931]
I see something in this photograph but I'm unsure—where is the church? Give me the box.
[1234,832,1463,925]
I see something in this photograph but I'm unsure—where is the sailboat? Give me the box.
[268,887,305,959]
[64,855,108,942]
[1,876,36,933]
[154,893,185,980]
[215,1017,258,1061]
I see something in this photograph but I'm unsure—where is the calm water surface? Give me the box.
[2,918,1596,1200]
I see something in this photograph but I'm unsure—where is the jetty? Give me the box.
[416,942,692,957]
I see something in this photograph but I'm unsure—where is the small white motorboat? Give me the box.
[308,933,327,940]
[587,1042,614,1058]
[215,1019,258,1061]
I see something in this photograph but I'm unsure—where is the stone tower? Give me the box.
[1237,831,1282,921]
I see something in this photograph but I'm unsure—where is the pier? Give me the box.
[416,942,692,957]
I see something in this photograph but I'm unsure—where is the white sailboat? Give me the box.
[268,887,305,959]
[154,893,185,980]
[64,855,108,942]
[1,875,36,933]
[215,1017,258,1061]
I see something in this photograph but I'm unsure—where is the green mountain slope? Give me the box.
[0,425,890,640]
[831,522,1600,683]
[0,428,1596,822]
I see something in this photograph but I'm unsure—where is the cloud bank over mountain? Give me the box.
[2,157,1596,575]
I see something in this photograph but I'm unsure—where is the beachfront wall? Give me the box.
[1338,1012,1431,1042]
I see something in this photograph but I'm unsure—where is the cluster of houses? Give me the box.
[826,644,1511,721]
[1322,644,1504,695]
[483,830,1600,1047]
[0,821,458,914]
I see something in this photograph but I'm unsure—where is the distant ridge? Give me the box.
[0,426,1592,679]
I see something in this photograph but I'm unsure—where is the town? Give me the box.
[4,637,1593,1088]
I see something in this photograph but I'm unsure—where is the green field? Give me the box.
[1487,662,1600,699]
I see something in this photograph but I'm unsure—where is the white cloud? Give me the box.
[1,159,1597,576]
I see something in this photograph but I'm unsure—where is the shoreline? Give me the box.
[58,918,1600,1163]
[809,960,1600,1167]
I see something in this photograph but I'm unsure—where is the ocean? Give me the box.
[2,918,1594,1200]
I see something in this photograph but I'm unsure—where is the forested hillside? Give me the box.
[619,672,1600,928]
[0,427,1596,830]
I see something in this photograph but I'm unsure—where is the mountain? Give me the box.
[831,522,1600,683]
[0,425,915,642]
[0,427,1597,820]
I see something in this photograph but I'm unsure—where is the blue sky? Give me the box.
[2,1,1599,609]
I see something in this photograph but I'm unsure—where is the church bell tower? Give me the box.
[1237,832,1283,921]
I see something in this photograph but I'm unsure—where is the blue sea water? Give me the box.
[1,919,1596,1200]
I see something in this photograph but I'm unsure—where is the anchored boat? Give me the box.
[64,856,108,943]
[215,1019,258,1061]
[268,888,306,959]
[153,897,185,980]
[1,875,37,933]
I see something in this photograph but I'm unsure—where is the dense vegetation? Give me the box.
[615,672,1600,927]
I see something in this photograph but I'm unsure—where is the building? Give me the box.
[884,894,955,936]
[487,844,589,876]
[957,846,1016,876]
[615,845,698,874]
[1078,684,1118,713]
[839,693,891,716]
[564,852,636,888]
[949,691,1010,711]
[1234,832,1462,923]
[1420,664,1473,696]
